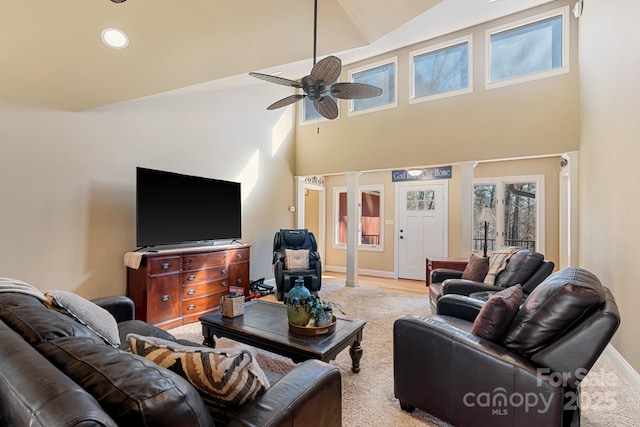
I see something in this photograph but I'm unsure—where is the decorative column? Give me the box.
[345,171,361,287]
[457,161,478,258]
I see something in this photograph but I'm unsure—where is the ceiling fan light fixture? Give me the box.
[248,0,382,120]
[101,28,129,49]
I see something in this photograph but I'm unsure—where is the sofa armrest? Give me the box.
[229,359,342,427]
[431,268,463,284]
[442,279,502,296]
[92,296,135,323]
[436,294,485,322]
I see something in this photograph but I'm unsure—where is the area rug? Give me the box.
[168,283,639,426]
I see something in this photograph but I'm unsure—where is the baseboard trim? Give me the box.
[323,266,396,279]
[605,344,640,391]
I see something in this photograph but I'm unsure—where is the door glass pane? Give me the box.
[338,191,347,244]
[504,182,536,250]
[473,184,497,253]
[407,190,434,211]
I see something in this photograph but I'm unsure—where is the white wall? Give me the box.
[0,84,297,298]
[578,0,640,371]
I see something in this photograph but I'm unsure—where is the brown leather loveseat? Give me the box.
[0,291,342,427]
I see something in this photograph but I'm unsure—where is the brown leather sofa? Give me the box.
[429,248,554,312]
[0,292,342,427]
[395,268,620,427]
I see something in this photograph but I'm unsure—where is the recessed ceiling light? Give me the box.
[101,28,129,49]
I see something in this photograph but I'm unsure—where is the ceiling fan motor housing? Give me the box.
[301,76,326,101]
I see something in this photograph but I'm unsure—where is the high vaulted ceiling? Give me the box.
[0,0,552,111]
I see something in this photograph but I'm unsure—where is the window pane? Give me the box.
[406,190,434,211]
[338,191,347,244]
[361,191,380,245]
[490,16,562,82]
[414,42,469,98]
[473,184,497,253]
[504,182,536,251]
[352,62,395,111]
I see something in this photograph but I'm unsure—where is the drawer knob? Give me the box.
[187,289,196,295]
[221,269,227,275]
[237,279,243,284]
[187,304,196,311]
[161,295,170,302]
[236,253,243,259]
[162,262,170,270]
[188,274,196,281]
[221,281,227,287]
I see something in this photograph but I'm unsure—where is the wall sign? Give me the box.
[391,166,452,182]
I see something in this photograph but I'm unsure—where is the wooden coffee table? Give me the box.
[200,300,366,373]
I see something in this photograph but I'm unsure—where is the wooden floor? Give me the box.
[321,271,428,296]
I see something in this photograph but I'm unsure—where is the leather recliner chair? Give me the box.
[395,268,620,427]
[273,229,322,301]
[429,248,554,312]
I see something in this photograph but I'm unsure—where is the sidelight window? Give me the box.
[334,185,384,249]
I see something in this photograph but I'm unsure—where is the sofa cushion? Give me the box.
[471,284,522,342]
[461,254,489,282]
[37,335,214,426]
[128,333,270,423]
[502,268,606,355]
[494,250,544,288]
[45,290,120,347]
[0,305,104,346]
[284,249,310,270]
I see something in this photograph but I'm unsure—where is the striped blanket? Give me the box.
[483,246,521,285]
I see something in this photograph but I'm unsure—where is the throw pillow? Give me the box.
[284,248,310,270]
[127,333,270,423]
[45,290,120,347]
[461,254,490,282]
[471,284,523,342]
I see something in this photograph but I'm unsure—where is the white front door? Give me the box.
[397,182,448,280]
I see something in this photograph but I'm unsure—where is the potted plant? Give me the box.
[306,296,345,327]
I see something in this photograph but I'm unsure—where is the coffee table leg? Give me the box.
[349,339,363,373]
[202,329,216,348]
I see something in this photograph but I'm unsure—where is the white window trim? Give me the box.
[347,57,398,117]
[333,185,384,251]
[409,34,474,105]
[485,5,570,91]
[474,174,546,255]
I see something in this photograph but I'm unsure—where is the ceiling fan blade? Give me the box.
[313,97,338,120]
[330,82,383,99]
[267,94,306,110]
[310,56,342,85]
[249,72,303,89]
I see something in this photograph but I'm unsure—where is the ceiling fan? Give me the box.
[249,0,383,120]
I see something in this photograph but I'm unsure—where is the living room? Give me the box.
[1,0,638,424]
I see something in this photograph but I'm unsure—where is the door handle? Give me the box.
[399,236,405,239]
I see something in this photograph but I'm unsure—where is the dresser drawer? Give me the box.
[183,252,227,270]
[182,266,227,284]
[182,279,228,299]
[147,274,180,323]
[181,293,225,316]
[149,256,181,275]
[228,248,250,263]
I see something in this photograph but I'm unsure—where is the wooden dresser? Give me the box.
[126,244,250,330]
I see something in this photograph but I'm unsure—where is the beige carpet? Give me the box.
[169,283,640,426]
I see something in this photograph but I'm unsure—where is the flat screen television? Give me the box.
[136,167,241,248]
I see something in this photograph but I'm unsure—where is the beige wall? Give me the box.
[0,84,297,298]
[322,157,561,274]
[578,0,640,370]
[296,0,579,177]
